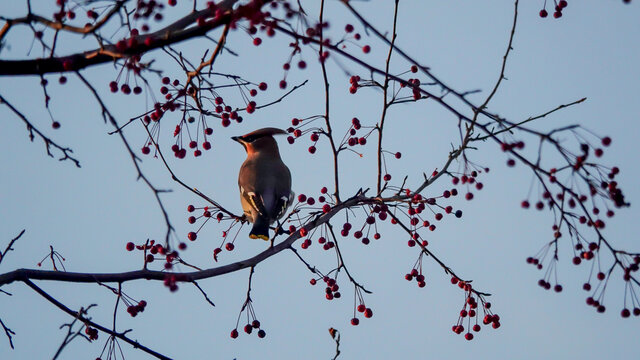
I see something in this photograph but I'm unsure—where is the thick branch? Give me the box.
[24,279,170,360]
[0,0,262,76]
[0,192,371,287]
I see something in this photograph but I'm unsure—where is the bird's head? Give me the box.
[232,127,287,156]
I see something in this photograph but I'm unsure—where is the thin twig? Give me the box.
[376,0,399,195]
[0,229,25,266]
[0,317,15,349]
[75,72,176,245]
[474,97,586,141]
[327,224,372,294]
[318,0,341,203]
[192,280,216,307]
[329,327,341,360]
[0,94,80,167]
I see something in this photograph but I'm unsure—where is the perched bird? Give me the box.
[232,127,294,240]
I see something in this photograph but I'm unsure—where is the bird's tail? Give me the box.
[249,217,270,241]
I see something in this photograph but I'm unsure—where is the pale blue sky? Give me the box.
[1,1,639,359]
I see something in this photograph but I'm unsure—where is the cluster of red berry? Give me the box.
[451,278,499,341]
[539,0,568,19]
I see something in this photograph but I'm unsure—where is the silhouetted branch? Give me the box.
[0,229,25,266]
[23,279,170,360]
[0,95,80,167]
[0,317,15,349]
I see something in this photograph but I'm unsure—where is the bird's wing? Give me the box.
[240,185,268,218]
[274,190,294,220]
[239,157,292,221]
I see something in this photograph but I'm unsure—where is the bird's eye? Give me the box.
[243,136,255,142]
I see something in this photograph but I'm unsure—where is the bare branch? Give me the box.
[0,229,25,266]
[24,279,170,360]
[0,317,15,349]
[0,94,80,167]
[0,0,263,76]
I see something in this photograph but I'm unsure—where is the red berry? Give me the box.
[539,9,548,17]
[126,242,135,251]
[362,45,371,53]
[465,333,474,341]
[350,318,359,326]
[187,232,197,241]
[225,243,235,251]
[364,308,373,318]
[257,329,266,338]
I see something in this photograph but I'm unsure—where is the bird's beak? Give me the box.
[231,136,241,143]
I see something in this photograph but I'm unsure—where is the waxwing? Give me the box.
[232,127,294,240]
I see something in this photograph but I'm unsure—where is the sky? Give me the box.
[1,0,639,359]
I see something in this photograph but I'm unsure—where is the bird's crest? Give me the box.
[240,127,287,139]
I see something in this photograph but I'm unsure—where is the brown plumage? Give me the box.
[232,128,293,240]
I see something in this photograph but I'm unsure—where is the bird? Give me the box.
[232,127,294,240]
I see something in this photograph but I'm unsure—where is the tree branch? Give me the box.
[23,279,171,360]
[0,229,25,266]
[0,94,80,167]
[0,0,261,76]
